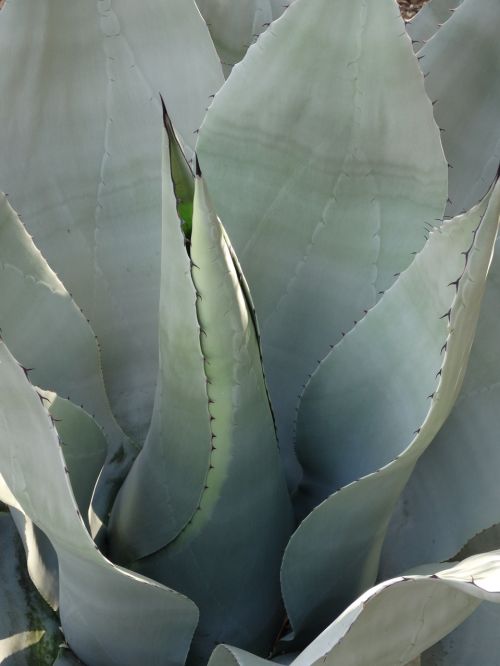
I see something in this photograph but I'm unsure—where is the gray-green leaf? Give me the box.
[197,0,447,486]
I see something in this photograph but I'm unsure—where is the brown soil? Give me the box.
[398,0,428,19]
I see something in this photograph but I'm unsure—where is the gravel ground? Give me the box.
[398,0,428,19]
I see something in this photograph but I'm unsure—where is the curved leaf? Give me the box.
[42,393,108,530]
[281,181,500,643]
[290,551,500,666]
[198,0,447,486]
[108,119,212,560]
[0,0,223,442]
[208,645,274,666]
[0,193,133,538]
[195,0,279,77]
[406,0,463,51]
[419,0,500,217]
[130,174,294,664]
[0,512,60,666]
[0,341,199,666]
[380,237,500,576]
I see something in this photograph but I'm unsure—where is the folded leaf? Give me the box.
[0,341,198,666]
[198,0,447,486]
[381,238,500,578]
[281,180,500,642]
[108,118,212,560]
[290,551,500,666]
[130,173,294,664]
[208,645,274,666]
[0,193,133,539]
[41,392,108,530]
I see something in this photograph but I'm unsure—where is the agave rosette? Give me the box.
[0,0,499,664]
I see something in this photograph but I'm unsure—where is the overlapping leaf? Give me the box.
[406,0,463,50]
[198,0,447,485]
[0,0,223,443]
[280,180,500,644]
[127,173,293,664]
[0,341,198,666]
[108,120,212,559]
[418,0,500,217]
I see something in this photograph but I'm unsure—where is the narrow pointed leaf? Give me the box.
[131,174,294,664]
[0,341,199,666]
[108,122,212,560]
[281,181,500,642]
[0,512,60,665]
[290,551,500,666]
[406,0,463,51]
[198,0,447,484]
[419,0,500,217]
[161,101,195,236]
[0,0,223,442]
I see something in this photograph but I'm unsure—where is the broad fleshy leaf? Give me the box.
[380,234,500,577]
[197,0,447,485]
[129,174,294,664]
[419,0,500,217]
[0,341,199,666]
[0,193,133,538]
[290,551,500,666]
[406,0,463,51]
[281,180,500,643]
[41,392,108,530]
[0,0,223,443]
[421,603,500,665]
[195,0,286,77]
[108,120,212,559]
[0,512,60,665]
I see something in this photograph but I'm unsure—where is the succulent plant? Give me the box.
[0,0,500,665]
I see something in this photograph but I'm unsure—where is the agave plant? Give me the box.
[0,0,500,664]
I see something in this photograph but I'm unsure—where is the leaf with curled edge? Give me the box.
[129,172,293,665]
[281,179,500,645]
[0,340,199,666]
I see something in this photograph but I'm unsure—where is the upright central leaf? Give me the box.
[197,0,447,486]
[122,172,293,664]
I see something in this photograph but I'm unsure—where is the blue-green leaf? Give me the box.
[198,0,447,486]
[281,181,500,643]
